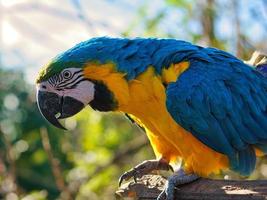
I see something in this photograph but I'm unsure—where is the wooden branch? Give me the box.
[40,127,72,199]
[115,174,267,200]
[0,129,19,195]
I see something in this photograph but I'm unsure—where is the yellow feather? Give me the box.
[162,61,190,84]
[83,62,229,176]
[83,63,129,106]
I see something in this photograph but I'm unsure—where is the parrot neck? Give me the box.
[83,62,130,109]
[89,80,118,111]
[83,61,190,111]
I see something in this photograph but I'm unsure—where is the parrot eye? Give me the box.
[63,70,72,79]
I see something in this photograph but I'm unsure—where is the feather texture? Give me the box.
[166,48,267,175]
[37,37,267,176]
[37,37,209,82]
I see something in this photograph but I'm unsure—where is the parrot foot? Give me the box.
[157,169,199,200]
[119,158,173,186]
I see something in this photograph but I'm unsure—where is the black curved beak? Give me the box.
[37,90,84,130]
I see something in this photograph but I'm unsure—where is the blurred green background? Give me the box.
[0,0,266,199]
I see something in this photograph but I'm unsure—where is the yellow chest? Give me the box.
[84,63,229,176]
[118,67,228,176]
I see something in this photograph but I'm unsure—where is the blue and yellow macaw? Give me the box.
[36,37,267,199]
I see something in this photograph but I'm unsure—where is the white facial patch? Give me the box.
[37,68,95,105]
[64,81,95,105]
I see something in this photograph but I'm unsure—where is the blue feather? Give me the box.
[166,50,267,175]
[40,37,267,176]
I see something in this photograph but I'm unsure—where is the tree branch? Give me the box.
[40,127,72,200]
[116,175,267,200]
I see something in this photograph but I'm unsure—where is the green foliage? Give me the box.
[166,0,192,10]
[0,69,66,199]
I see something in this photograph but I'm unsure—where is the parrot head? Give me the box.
[36,37,120,129]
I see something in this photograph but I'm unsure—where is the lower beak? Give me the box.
[37,90,84,130]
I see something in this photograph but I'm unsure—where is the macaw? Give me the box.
[36,37,267,200]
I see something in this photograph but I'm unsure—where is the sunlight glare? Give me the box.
[1,0,24,7]
[2,20,19,46]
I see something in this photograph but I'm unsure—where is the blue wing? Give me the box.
[166,48,267,175]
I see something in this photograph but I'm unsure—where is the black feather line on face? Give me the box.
[49,69,84,89]
[63,78,89,90]
[57,74,84,88]
[89,80,118,111]
[46,69,117,111]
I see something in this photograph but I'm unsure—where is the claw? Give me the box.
[118,175,124,187]
[119,171,132,186]
[168,164,174,172]
[118,168,140,186]
[157,191,167,200]
[157,170,199,200]
[118,159,173,187]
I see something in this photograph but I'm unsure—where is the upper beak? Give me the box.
[37,90,84,130]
